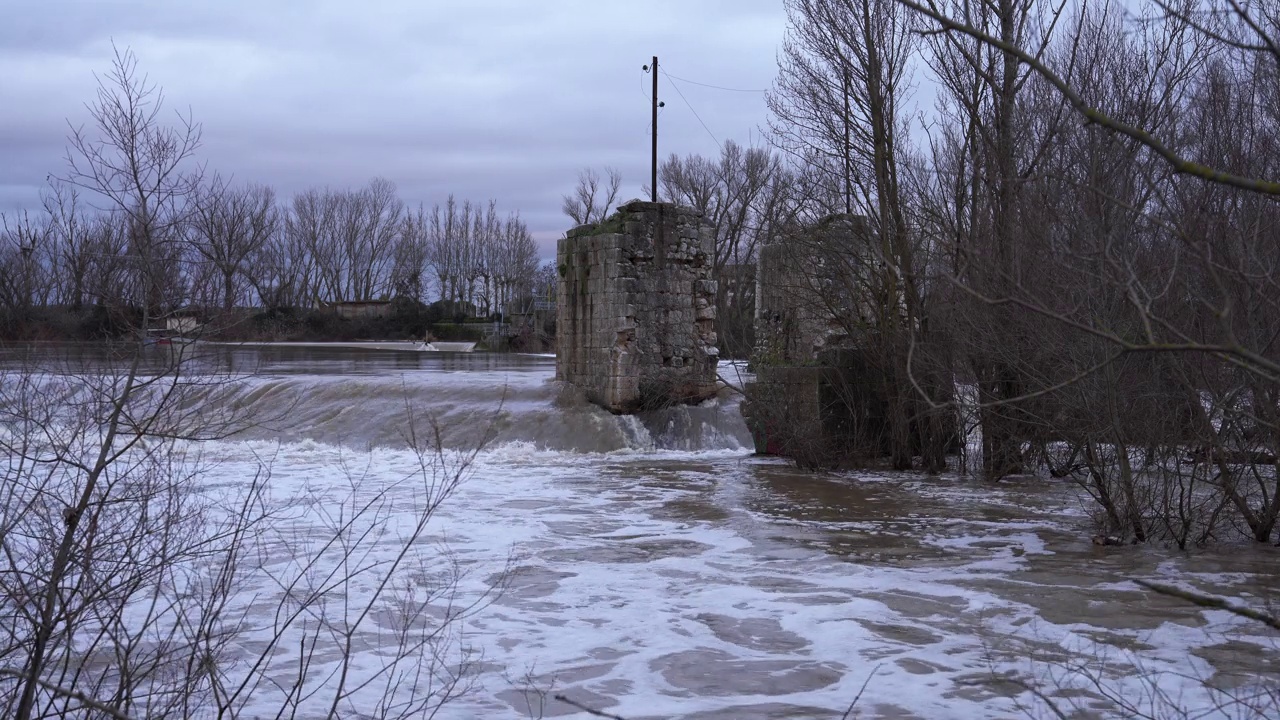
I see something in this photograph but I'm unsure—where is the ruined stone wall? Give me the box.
[747,215,962,465]
[754,241,832,365]
[555,200,719,413]
[753,214,872,365]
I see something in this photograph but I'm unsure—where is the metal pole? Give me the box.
[843,64,852,216]
[652,55,659,203]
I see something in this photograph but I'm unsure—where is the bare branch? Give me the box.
[1134,580,1280,632]
[896,0,1280,195]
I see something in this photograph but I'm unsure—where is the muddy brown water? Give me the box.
[5,342,1278,718]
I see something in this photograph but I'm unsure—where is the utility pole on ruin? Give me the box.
[842,64,852,216]
[644,56,663,203]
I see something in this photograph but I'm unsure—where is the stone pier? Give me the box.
[555,200,719,413]
[744,214,959,466]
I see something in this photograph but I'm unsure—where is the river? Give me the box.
[5,343,1278,719]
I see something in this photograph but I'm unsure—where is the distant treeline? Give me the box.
[0,175,551,337]
[0,48,563,347]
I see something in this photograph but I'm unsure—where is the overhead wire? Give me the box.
[660,70,722,150]
[652,63,828,225]
[653,64,855,239]
[661,71,768,94]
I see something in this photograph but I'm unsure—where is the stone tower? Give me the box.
[555,200,719,413]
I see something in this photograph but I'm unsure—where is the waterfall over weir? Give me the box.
[174,346,754,453]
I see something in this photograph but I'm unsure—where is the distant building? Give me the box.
[165,315,202,335]
[320,300,394,321]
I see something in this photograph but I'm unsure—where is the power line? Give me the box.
[661,72,721,150]
[662,70,768,94]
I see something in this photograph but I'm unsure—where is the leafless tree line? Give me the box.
[892,0,1280,547]
[419,195,540,316]
[1,51,539,333]
[760,3,1280,712]
[3,179,539,320]
[740,0,1280,550]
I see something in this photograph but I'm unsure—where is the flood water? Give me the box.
[6,342,1279,718]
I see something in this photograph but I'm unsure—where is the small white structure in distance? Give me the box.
[415,341,477,353]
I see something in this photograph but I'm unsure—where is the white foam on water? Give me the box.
[11,348,1275,719]
[183,436,1280,719]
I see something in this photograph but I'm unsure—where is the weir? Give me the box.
[555,200,719,413]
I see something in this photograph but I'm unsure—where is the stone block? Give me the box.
[557,201,719,413]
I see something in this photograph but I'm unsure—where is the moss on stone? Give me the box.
[584,210,626,236]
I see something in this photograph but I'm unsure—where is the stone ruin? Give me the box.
[555,200,719,413]
[744,214,958,467]
[753,214,873,366]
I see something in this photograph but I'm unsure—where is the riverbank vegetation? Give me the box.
[556,0,1280,554]
[2,2,1279,714]
[741,0,1280,713]
[0,298,554,351]
[0,49,547,347]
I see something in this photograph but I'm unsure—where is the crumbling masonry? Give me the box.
[555,200,719,413]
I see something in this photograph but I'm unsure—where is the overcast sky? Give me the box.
[1,0,787,258]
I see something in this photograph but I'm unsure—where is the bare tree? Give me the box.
[0,340,505,719]
[41,183,96,310]
[247,196,313,312]
[561,167,622,226]
[660,142,795,359]
[0,212,48,320]
[472,200,501,315]
[282,179,406,305]
[427,196,470,307]
[187,176,278,310]
[57,44,202,324]
[288,186,338,304]
[391,203,431,302]
[0,54,507,718]
[495,211,539,312]
[79,214,132,316]
[425,196,529,313]
[894,0,1280,537]
[765,0,954,469]
[904,0,1071,478]
[343,177,403,302]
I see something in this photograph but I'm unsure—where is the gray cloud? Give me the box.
[0,0,785,258]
